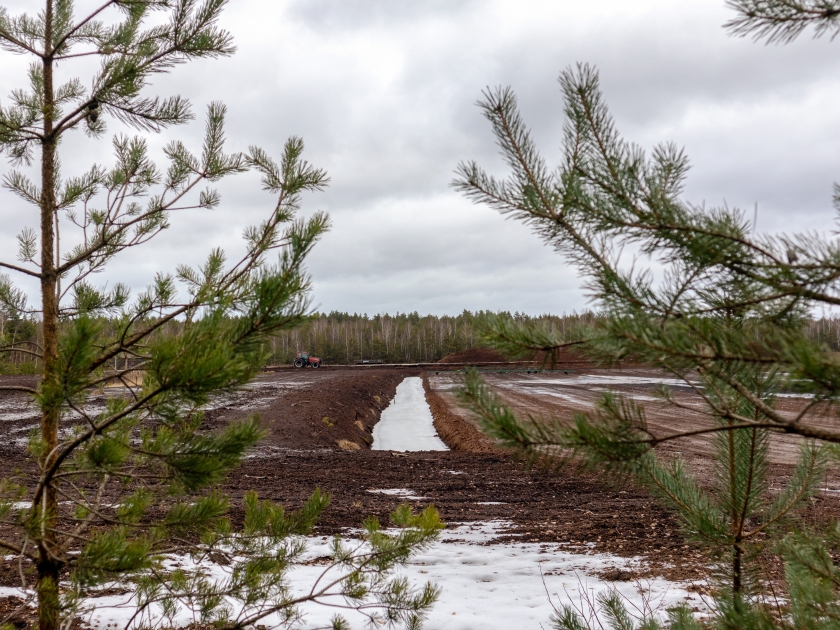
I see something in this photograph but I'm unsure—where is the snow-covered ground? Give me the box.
[286,522,700,630]
[0,521,701,630]
[506,374,698,389]
[372,377,448,452]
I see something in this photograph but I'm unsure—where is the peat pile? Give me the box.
[422,373,497,453]
[203,369,414,451]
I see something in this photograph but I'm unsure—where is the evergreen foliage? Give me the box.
[0,2,441,629]
[455,1,840,627]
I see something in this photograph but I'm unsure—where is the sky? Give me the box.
[2,0,840,316]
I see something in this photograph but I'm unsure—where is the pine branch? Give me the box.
[726,0,840,42]
[0,385,38,394]
[49,1,117,59]
[0,259,41,278]
[32,386,165,510]
[639,422,787,445]
[0,537,37,561]
[0,345,42,359]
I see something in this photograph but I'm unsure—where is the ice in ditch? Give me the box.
[372,377,448,451]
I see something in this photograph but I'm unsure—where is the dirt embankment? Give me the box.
[204,369,414,451]
[421,372,497,453]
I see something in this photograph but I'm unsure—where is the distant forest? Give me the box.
[268,312,840,365]
[4,311,840,371]
[266,310,598,365]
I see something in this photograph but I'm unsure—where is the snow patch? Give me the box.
[59,521,702,630]
[496,385,591,406]
[242,380,311,390]
[367,488,427,500]
[519,374,697,388]
[0,399,38,422]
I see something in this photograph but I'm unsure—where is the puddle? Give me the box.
[372,377,448,452]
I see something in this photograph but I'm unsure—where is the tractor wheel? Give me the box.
[312,361,321,368]
[293,358,305,368]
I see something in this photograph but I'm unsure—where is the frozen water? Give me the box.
[372,377,448,452]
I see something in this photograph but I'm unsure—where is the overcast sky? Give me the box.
[2,0,840,316]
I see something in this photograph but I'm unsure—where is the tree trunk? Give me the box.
[38,2,61,628]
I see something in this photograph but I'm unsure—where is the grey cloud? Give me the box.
[286,0,482,31]
[1,0,839,316]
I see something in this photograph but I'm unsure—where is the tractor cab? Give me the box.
[293,351,322,368]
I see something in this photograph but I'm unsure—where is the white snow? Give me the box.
[497,386,591,406]
[21,521,702,630]
[0,396,39,422]
[372,377,448,452]
[241,380,311,390]
[368,488,427,500]
[517,374,697,388]
[0,586,28,599]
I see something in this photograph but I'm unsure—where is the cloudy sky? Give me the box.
[2,0,840,316]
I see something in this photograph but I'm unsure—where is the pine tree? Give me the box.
[0,2,442,629]
[455,1,840,627]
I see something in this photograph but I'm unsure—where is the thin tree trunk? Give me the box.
[37,3,61,628]
[727,423,739,599]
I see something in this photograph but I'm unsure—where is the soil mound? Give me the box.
[437,348,508,364]
[422,373,498,453]
[198,370,415,452]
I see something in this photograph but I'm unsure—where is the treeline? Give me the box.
[275,312,840,364]
[265,310,599,365]
[6,311,840,373]
[0,310,40,374]
[804,317,840,351]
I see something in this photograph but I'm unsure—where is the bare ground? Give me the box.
[3,365,838,619]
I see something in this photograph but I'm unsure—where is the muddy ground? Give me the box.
[2,365,839,602]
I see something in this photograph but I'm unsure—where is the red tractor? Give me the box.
[293,351,322,368]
